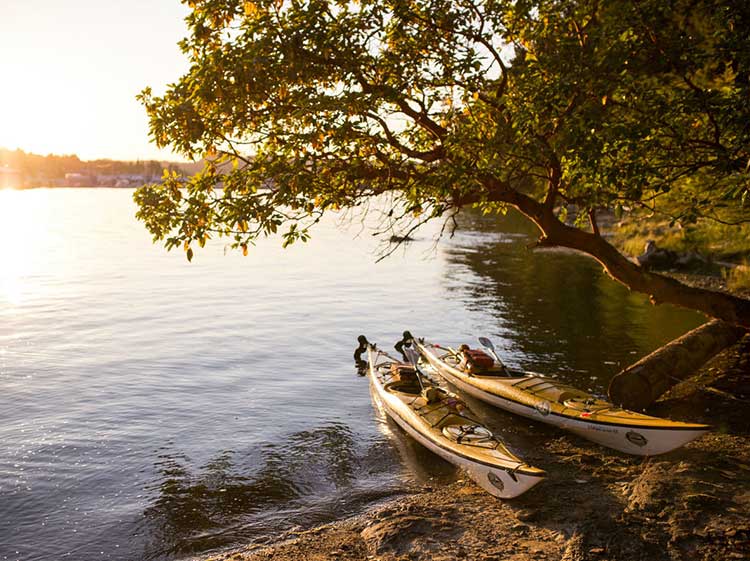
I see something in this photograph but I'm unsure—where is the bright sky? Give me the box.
[0,0,191,161]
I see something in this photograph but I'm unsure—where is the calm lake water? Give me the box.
[0,189,703,560]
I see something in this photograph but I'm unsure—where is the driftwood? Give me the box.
[608,320,747,410]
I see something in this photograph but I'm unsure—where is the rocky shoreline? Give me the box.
[197,331,750,561]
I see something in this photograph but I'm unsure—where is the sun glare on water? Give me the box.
[0,188,52,307]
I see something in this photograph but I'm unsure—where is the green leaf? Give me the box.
[133,0,750,302]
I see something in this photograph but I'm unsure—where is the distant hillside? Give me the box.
[0,147,203,188]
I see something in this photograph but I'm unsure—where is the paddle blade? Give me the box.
[477,336,494,350]
[478,337,506,370]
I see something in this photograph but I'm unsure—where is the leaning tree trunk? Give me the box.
[607,320,748,410]
[481,184,750,328]
[546,222,750,329]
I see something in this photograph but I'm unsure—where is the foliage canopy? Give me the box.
[136,0,750,323]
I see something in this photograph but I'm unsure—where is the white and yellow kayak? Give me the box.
[415,339,710,456]
[367,344,545,498]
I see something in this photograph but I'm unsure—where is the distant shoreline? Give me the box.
[1,146,204,190]
[7,184,141,190]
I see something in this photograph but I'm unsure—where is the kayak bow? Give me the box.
[415,339,710,456]
[367,344,545,498]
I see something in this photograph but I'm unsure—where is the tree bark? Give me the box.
[542,220,750,329]
[607,320,747,410]
[476,180,750,328]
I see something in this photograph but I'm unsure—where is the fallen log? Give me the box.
[608,320,747,410]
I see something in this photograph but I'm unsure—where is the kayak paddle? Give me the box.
[477,336,505,367]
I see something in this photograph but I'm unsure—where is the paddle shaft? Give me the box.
[403,347,428,392]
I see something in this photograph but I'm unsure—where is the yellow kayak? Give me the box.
[367,344,545,498]
[415,339,710,456]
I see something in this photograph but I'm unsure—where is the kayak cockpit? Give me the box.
[561,396,613,412]
[383,379,422,395]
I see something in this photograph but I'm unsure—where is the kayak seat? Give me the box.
[390,363,417,376]
[390,363,420,385]
[563,397,607,411]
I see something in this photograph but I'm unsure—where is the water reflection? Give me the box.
[1,191,710,561]
[442,210,705,391]
[0,188,53,306]
[369,386,456,484]
[138,423,400,559]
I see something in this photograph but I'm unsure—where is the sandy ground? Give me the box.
[196,332,750,561]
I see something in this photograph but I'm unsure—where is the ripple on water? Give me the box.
[0,190,704,561]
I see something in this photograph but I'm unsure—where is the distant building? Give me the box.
[64,172,96,187]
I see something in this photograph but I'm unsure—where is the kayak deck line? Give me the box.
[415,338,710,455]
[365,342,545,498]
[373,351,525,466]
[426,343,710,428]
[379,392,540,476]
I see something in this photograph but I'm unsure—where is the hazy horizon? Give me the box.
[0,0,191,161]
[0,144,195,165]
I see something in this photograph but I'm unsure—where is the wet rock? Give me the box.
[676,251,708,268]
[637,240,678,269]
[636,240,708,271]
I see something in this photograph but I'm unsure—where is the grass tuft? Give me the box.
[612,214,750,263]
